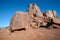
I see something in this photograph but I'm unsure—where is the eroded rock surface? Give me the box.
[0,3,60,40]
[10,12,30,31]
[43,10,57,18]
[10,4,60,32]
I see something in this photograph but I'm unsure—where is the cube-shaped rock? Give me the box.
[10,12,30,31]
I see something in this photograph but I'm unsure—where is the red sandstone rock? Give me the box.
[53,18,60,24]
[10,4,60,31]
[0,3,60,40]
[27,4,43,17]
[10,12,30,31]
[43,10,57,18]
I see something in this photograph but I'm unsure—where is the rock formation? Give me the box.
[43,10,57,19]
[10,12,30,31]
[0,3,60,40]
[27,4,43,17]
[10,4,60,32]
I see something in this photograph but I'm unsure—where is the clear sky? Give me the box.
[0,0,60,28]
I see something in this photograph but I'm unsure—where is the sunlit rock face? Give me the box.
[27,4,43,17]
[10,12,30,30]
[10,4,60,31]
[43,10,57,18]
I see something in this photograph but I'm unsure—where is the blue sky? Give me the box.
[0,0,60,28]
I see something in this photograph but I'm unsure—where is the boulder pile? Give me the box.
[10,4,60,32]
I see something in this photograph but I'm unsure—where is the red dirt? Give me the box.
[0,28,60,40]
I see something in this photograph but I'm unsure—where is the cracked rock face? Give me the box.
[10,4,60,31]
[10,12,30,31]
[43,10,57,18]
[27,4,43,17]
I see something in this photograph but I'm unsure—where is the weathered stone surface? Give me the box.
[10,4,60,31]
[43,10,57,18]
[53,18,60,24]
[27,4,44,28]
[30,16,48,28]
[52,24,60,29]
[27,4,43,17]
[49,24,60,29]
[10,12,30,30]
[1,3,60,40]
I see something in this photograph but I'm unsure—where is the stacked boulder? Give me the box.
[10,4,60,32]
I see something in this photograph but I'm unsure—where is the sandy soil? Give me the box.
[0,28,60,40]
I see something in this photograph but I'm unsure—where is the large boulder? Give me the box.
[27,4,43,17]
[10,12,30,31]
[43,10,57,18]
[9,3,60,31]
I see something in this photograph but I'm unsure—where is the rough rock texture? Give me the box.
[10,12,30,31]
[27,4,43,17]
[43,10,57,18]
[0,3,60,40]
[53,18,60,24]
[10,4,60,31]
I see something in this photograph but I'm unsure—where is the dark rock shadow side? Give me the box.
[10,28,26,33]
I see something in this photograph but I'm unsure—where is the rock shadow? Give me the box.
[11,28,26,32]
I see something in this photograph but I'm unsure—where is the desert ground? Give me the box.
[0,27,60,40]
